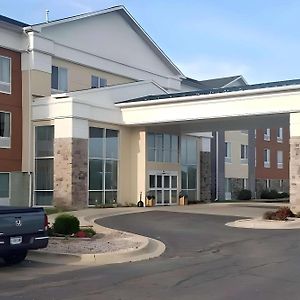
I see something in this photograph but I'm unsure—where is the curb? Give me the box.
[29,211,166,265]
[226,217,300,230]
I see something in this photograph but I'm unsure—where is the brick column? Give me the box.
[289,113,300,212]
[54,138,88,209]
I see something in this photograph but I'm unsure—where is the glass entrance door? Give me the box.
[149,172,178,205]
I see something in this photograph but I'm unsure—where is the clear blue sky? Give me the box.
[2,0,300,84]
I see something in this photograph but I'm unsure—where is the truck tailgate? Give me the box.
[0,207,45,236]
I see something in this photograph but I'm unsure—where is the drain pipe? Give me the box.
[24,28,33,207]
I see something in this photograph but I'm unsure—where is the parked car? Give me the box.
[0,206,48,265]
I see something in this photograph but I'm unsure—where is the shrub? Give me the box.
[263,211,275,220]
[237,189,252,200]
[260,189,279,199]
[263,206,294,221]
[277,192,289,199]
[80,227,96,238]
[53,214,80,235]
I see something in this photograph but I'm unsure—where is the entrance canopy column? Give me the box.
[289,112,300,212]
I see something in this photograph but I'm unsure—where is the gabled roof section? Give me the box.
[182,75,247,89]
[0,14,28,31]
[30,6,183,77]
[117,78,300,105]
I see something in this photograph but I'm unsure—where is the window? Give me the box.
[0,173,9,199]
[277,150,283,169]
[277,128,283,142]
[240,144,248,163]
[0,112,11,148]
[91,75,107,88]
[264,148,270,168]
[242,178,248,189]
[89,127,119,205]
[147,133,179,163]
[264,128,270,141]
[35,126,54,206]
[225,178,232,200]
[181,136,197,201]
[0,56,11,94]
[225,142,231,163]
[279,179,283,191]
[51,66,68,92]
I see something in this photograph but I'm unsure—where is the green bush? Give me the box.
[53,214,80,235]
[260,189,279,199]
[237,189,252,200]
[277,192,289,198]
[80,227,96,238]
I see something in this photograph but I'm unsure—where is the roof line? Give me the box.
[30,6,183,76]
[116,78,300,105]
[0,14,29,28]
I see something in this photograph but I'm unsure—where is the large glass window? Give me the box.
[89,127,119,205]
[0,56,11,94]
[51,66,68,92]
[0,173,9,198]
[0,112,11,148]
[147,132,179,163]
[35,126,54,205]
[181,136,198,201]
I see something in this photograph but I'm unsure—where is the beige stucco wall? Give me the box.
[52,58,135,92]
[225,131,248,179]
[22,70,52,172]
[31,70,51,97]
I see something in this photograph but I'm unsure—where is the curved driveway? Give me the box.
[97,211,300,300]
[2,210,300,300]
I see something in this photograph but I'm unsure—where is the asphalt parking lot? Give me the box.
[2,211,300,300]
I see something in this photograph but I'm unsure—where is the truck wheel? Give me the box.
[3,250,28,265]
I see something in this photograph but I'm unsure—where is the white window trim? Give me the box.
[277,128,283,143]
[240,144,248,164]
[0,55,12,95]
[264,128,271,141]
[277,150,283,169]
[0,111,11,149]
[264,149,270,168]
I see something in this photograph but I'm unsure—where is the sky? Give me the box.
[1,0,300,84]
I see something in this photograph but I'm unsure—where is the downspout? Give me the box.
[24,28,33,207]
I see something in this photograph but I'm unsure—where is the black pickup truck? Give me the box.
[0,206,48,264]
